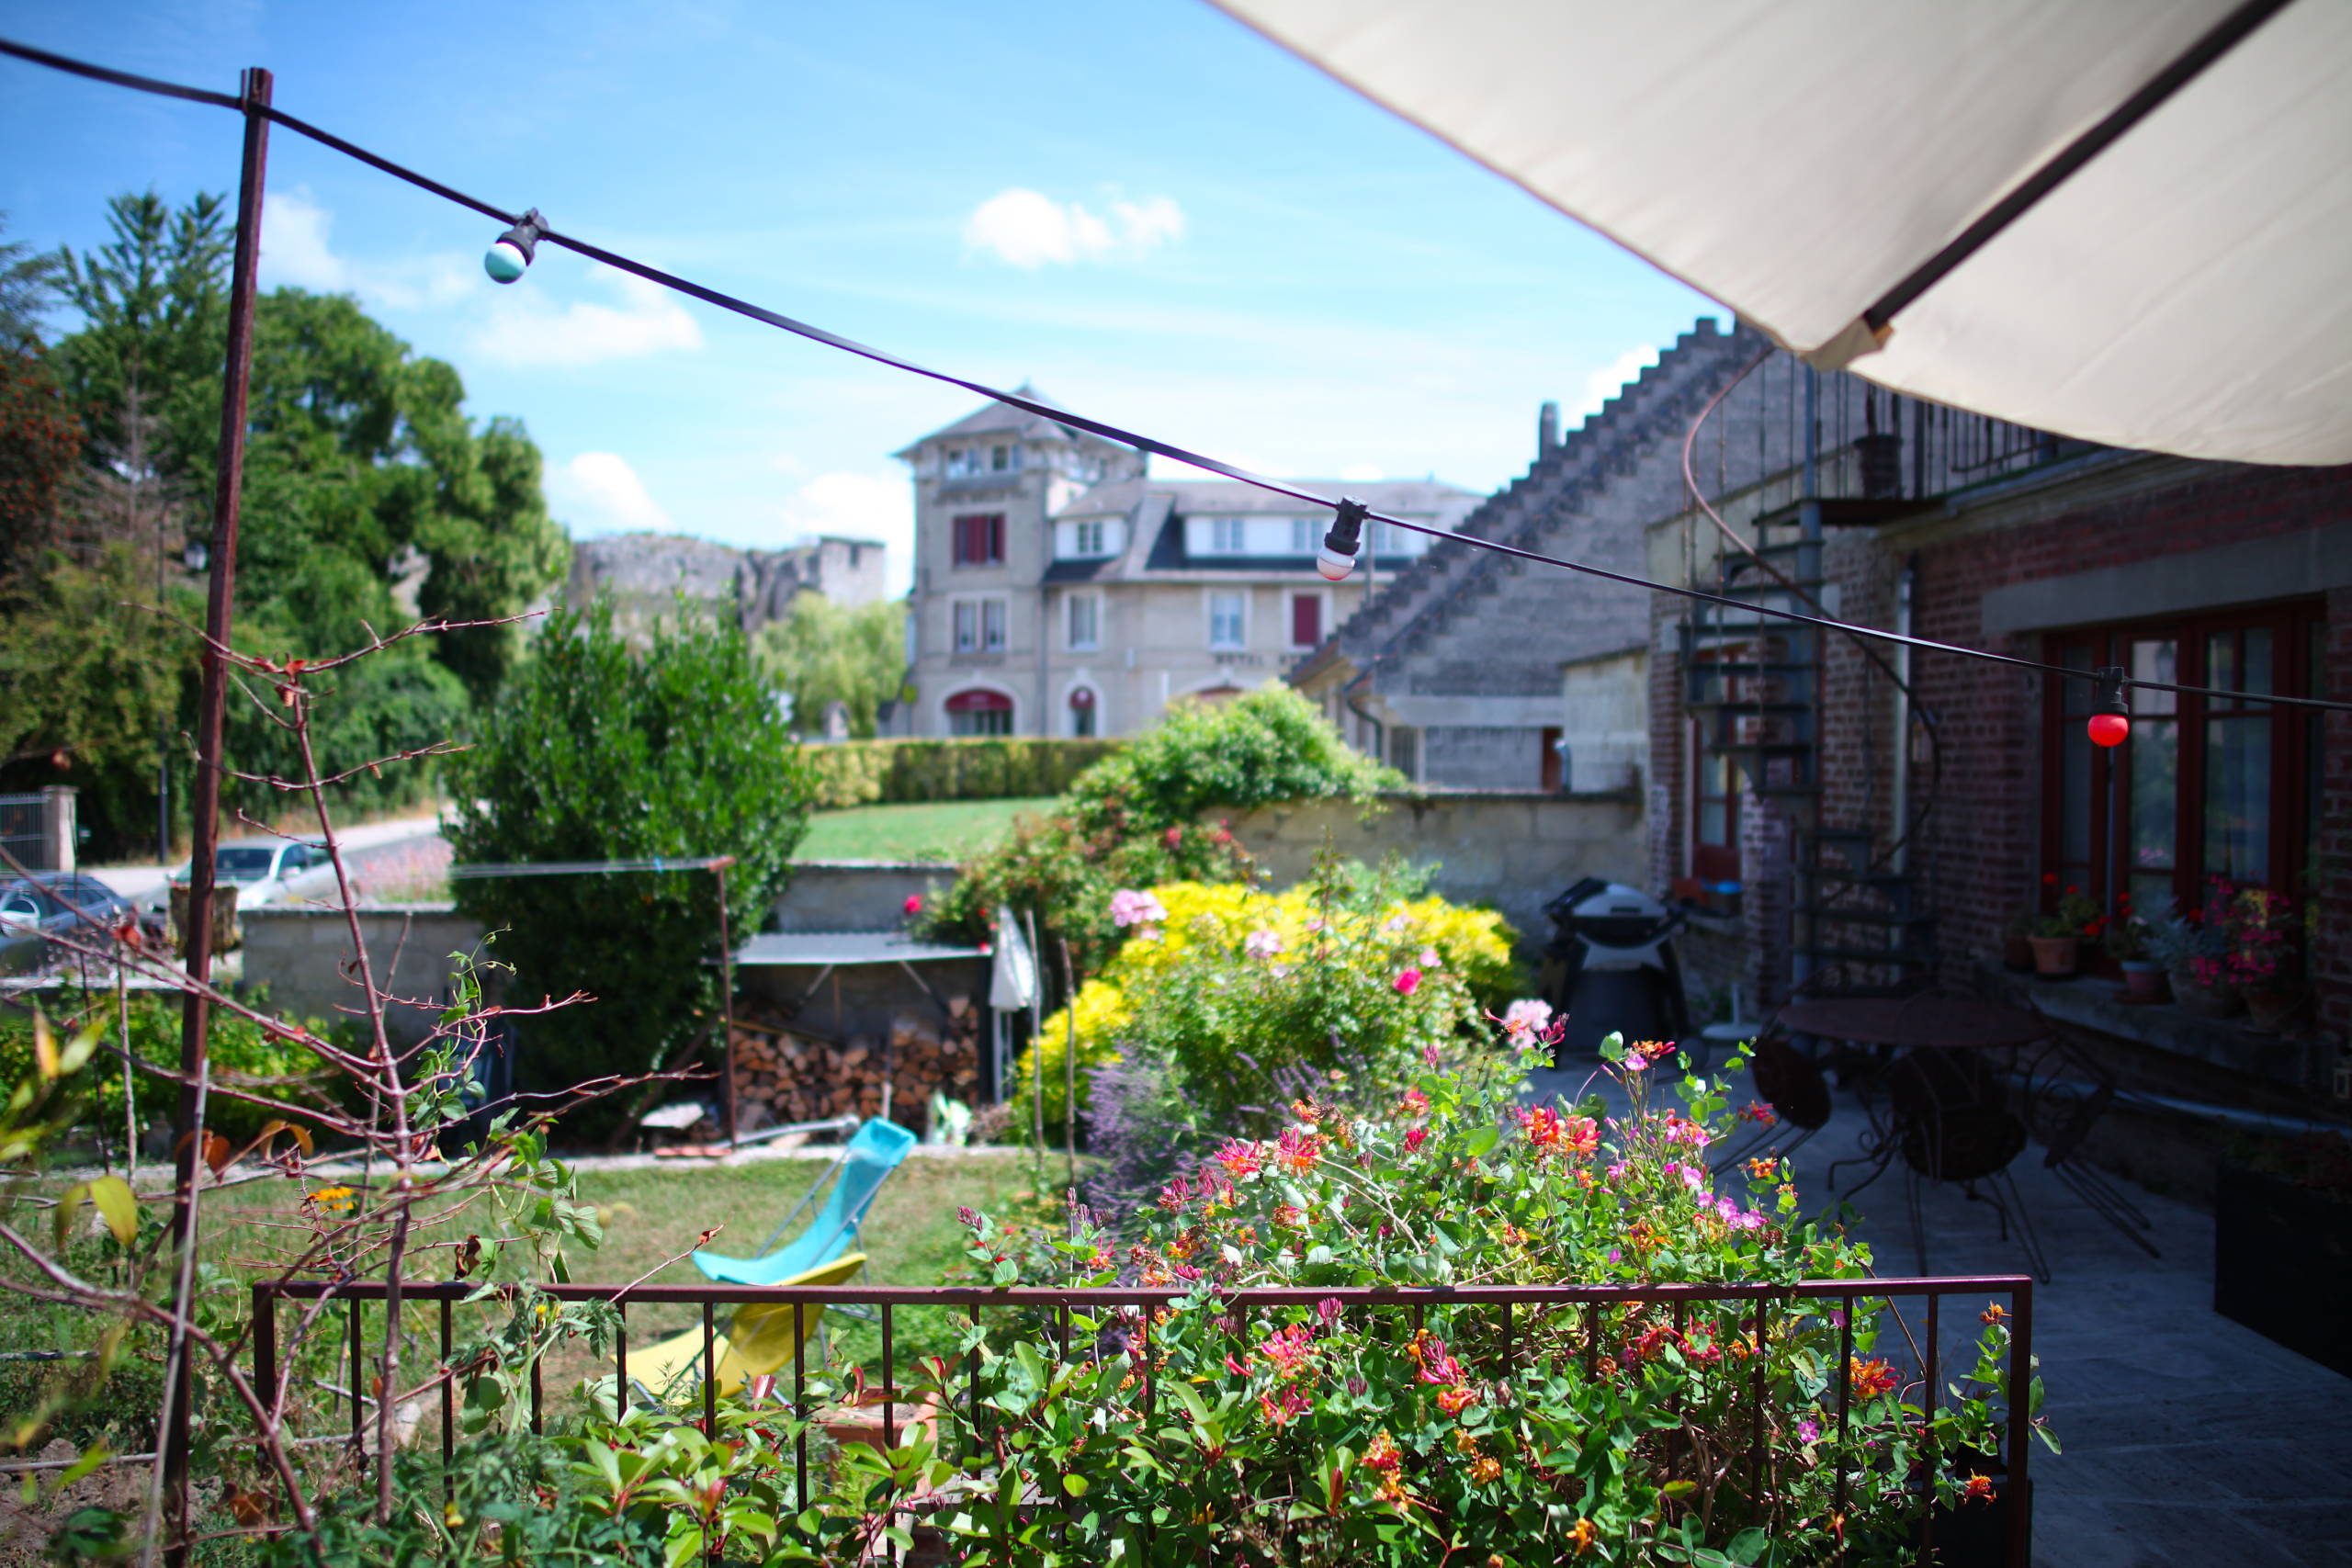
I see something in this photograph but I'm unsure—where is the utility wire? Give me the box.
[6,34,2346,717]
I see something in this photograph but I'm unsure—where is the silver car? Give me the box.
[169,838,332,908]
[0,874,137,974]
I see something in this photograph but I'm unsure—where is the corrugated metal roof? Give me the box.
[732,931,989,966]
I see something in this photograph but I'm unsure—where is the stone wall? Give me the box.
[770,862,961,931]
[1226,790,1645,951]
[240,906,490,1043]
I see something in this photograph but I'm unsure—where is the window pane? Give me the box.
[2202,715,2269,883]
[2244,627,2272,696]
[2207,631,2237,707]
[2130,638,2176,717]
[2060,721,2092,863]
[2128,718,2177,875]
[1699,801,1728,845]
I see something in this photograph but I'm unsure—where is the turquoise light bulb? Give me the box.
[483,241,529,284]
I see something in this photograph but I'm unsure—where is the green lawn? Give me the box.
[795,796,1055,863]
[0,1148,1059,1446]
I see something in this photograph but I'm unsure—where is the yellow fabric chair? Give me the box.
[625,1251,866,1406]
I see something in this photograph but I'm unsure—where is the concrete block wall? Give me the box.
[1226,790,1645,952]
[769,862,961,932]
[240,906,490,1044]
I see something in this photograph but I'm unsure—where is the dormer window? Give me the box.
[1054,518,1122,558]
[944,447,980,479]
[1211,518,1246,553]
[991,444,1020,472]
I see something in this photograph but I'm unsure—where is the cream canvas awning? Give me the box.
[1215,0,2352,464]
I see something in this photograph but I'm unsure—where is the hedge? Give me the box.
[805,738,1125,808]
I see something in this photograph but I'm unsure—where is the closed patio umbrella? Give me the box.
[1213,0,2351,464]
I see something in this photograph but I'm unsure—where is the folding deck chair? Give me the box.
[622,1251,868,1409]
[692,1117,917,1286]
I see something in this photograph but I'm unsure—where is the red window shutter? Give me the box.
[1291,594,1320,647]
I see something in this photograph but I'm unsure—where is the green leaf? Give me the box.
[1463,1125,1499,1159]
[52,1183,86,1251]
[1724,1527,1770,1563]
[85,1176,139,1247]
[1061,1472,1090,1497]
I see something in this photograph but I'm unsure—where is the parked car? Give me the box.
[168,838,332,908]
[0,873,138,974]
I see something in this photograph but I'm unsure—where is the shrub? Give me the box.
[804,737,1124,809]
[1010,864,1518,1143]
[935,1034,2043,1564]
[936,686,1398,969]
[0,988,334,1145]
[447,602,812,1113]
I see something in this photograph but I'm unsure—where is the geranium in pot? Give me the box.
[2225,886,2304,1033]
[2028,881,2098,977]
[2165,880,2243,1019]
[2103,904,2166,1001]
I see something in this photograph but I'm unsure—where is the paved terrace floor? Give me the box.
[1523,1057,2352,1568]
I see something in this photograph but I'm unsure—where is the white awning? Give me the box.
[1214,0,2352,464]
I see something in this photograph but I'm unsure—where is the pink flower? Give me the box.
[1797,1417,1821,1445]
[903,894,923,916]
[1245,928,1284,961]
[1419,948,1439,968]
[1163,826,1184,850]
[1393,969,1422,996]
[1109,888,1168,930]
[1316,1297,1343,1326]
[1215,1139,1263,1179]
[1403,1127,1428,1154]
[1396,1088,1430,1117]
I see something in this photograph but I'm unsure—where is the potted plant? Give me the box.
[2028,880,2098,977]
[2165,880,2243,1019]
[2103,903,2166,1001]
[2224,886,2304,1032]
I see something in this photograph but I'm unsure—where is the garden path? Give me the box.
[1521,1058,2352,1568]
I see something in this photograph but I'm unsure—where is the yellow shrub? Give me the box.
[1008,978,1134,1132]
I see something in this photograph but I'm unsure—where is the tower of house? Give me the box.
[895,389,1141,737]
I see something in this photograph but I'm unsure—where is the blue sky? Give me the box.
[0,0,1721,593]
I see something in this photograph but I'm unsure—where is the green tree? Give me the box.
[753,593,906,738]
[51,191,230,463]
[447,604,814,1111]
[0,211,63,350]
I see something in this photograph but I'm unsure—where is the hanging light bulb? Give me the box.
[484,209,548,284]
[2087,665,2130,748]
[1317,496,1368,582]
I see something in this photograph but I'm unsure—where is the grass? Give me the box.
[794,797,1055,863]
[0,1146,1064,1449]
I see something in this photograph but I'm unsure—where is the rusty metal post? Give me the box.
[716,859,738,1146]
[2007,1280,2033,1568]
[164,73,270,1564]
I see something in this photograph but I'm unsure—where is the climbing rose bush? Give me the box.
[941,1034,2044,1565]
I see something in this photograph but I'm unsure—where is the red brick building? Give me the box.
[1640,345,2349,1118]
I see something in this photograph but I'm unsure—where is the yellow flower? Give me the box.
[1568,1517,1598,1555]
[306,1186,356,1214]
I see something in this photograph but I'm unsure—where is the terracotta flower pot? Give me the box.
[2119,961,2167,1002]
[2171,971,2243,1019]
[2002,935,2036,974]
[2242,983,2305,1033]
[2027,935,2079,977]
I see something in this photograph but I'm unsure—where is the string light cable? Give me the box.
[6,34,2346,728]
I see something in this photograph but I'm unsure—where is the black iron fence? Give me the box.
[257,1272,2036,1564]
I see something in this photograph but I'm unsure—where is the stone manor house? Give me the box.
[893,388,1475,739]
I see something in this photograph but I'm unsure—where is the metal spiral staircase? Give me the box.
[1679,503,1938,998]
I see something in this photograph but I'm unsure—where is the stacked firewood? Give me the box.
[728,996,981,1131]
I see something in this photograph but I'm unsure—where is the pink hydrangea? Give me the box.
[1109,888,1168,930]
[1393,968,1422,996]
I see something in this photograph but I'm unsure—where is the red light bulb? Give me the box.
[2087,713,2130,748]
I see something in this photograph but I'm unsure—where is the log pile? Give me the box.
[728,995,982,1133]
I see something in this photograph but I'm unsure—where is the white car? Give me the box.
[170,838,332,908]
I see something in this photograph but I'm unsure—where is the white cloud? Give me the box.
[1338,463,1385,483]
[259,189,476,311]
[776,470,912,594]
[470,266,705,367]
[551,452,673,535]
[964,187,1187,268]
[1577,345,1658,417]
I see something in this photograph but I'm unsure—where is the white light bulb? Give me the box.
[484,241,530,284]
[1316,547,1356,582]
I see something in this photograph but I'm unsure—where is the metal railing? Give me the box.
[0,794,53,874]
[258,1272,2035,1564]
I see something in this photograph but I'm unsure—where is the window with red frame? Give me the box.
[2041,598,2325,931]
[952,513,1005,566]
[1691,718,1741,884]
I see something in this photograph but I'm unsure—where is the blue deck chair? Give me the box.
[692,1117,918,1286]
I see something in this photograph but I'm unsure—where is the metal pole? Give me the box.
[163,65,268,1568]
[715,859,737,1147]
